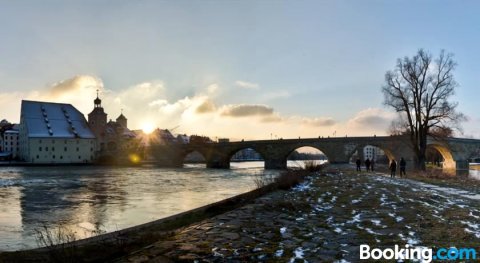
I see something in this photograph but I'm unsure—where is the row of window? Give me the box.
[3,142,19,146]
[37,139,94,144]
[38,147,94,152]
[35,155,93,160]
[4,147,19,152]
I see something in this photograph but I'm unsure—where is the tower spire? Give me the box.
[94,89,102,108]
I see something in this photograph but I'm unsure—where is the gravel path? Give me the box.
[120,170,480,262]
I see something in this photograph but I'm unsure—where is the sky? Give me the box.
[1,0,480,140]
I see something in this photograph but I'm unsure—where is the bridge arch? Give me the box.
[286,146,328,169]
[348,144,394,163]
[426,143,456,169]
[182,149,208,168]
[227,147,265,168]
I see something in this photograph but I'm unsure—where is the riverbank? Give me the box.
[118,165,480,262]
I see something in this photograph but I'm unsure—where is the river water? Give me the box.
[0,161,282,251]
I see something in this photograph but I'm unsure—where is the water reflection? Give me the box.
[0,163,279,251]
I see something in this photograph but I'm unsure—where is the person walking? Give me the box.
[356,158,361,172]
[389,159,397,178]
[365,158,371,172]
[400,157,406,178]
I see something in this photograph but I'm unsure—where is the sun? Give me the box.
[141,122,156,134]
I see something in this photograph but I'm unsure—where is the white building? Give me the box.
[3,129,19,158]
[363,145,385,161]
[19,100,97,163]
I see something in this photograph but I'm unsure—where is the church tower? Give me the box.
[88,90,107,138]
[116,109,127,129]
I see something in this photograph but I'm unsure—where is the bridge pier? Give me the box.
[265,158,287,169]
[206,159,230,169]
[455,160,469,171]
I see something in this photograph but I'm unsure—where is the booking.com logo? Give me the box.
[360,244,477,262]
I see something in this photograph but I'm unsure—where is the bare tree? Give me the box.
[382,49,465,170]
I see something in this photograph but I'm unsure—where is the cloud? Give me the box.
[301,117,336,127]
[48,75,103,97]
[346,108,396,133]
[235,80,259,89]
[195,99,216,113]
[220,104,274,117]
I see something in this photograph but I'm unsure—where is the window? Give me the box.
[36,155,39,159]
[78,156,81,159]
[60,156,63,159]
[52,147,55,151]
[53,155,56,159]
[90,148,93,152]
[39,147,42,151]
[45,147,48,151]
[76,147,79,152]
[64,147,67,152]
[39,140,42,143]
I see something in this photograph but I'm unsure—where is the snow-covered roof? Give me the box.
[21,100,95,139]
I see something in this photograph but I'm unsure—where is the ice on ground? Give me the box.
[333,260,351,263]
[211,247,224,257]
[331,196,337,203]
[351,199,361,204]
[280,227,287,235]
[289,247,305,262]
[326,216,334,224]
[470,211,480,219]
[294,181,312,192]
[396,216,404,222]
[464,228,480,238]
[347,213,361,224]
[334,227,343,233]
[275,249,284,257]
[365,228,381,235]
[371,219,382,226]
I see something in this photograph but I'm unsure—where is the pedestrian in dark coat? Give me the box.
[400,157,407,177]
[365,158,371,172]
[356,158,361,172]
[390,159,397,178]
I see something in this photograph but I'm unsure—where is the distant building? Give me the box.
[150,129,177,144]
[363,145,385,161]
[87,93,137,155]
[232,148,262,161]
[176,134,190,144]
[4,128,19,159]
[18,100,97,163]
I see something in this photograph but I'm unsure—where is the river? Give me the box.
[0,162,282,251]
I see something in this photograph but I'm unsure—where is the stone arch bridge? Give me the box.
[151,136,480,171]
